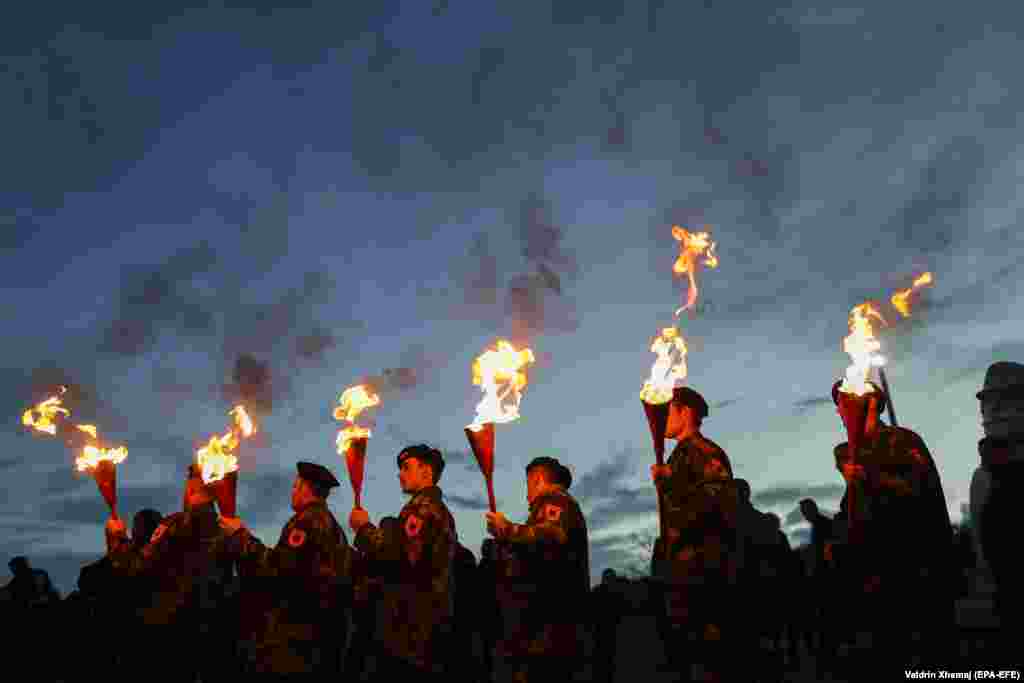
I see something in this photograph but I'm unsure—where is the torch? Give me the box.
[334,385,380,510]
[196,405,255,518]
[835,302,887,532]
[23,388,127,518]
[465,340,535,514]
[640,327,688,546]
[73,427,128,519]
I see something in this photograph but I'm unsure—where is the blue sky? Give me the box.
[4,1,1024,593]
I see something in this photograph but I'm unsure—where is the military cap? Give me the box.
[397,444,445,480]
[671,386,709,420]
[831,379,886,415]
[977,361,1024,400]
[526,456,572,489]
[296,461,341,489]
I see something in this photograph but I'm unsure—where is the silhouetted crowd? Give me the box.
[4,361,1024,682]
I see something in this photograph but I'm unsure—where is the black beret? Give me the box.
[526,456,572,489]
[671,386,709,420]
[297,461,341,489]
[397,444,445,480]
[831,380,886,415]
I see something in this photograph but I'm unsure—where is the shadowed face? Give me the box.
[665,403,696,440]
[398,457,433,494]
[291,476,314,512]
[526,467,554,505]
[981,390,1024,440]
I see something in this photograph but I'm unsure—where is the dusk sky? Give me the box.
[4,1,1024,594]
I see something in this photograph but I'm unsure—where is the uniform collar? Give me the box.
[411,485,443,503]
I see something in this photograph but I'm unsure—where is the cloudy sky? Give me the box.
[4,1,1023,593]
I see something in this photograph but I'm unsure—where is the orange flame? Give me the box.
[840,302,887,396]
[22,387,70,435]
[333,385,380,424]
[231,405,255,438]
[891,272,934,318]
[467,340,535,430]
[671,226,718,317]
[195,405,256,484]
[333,384,379,454]
[337,425,372,455]
[71,423,127,472]
[75,444,128,472]
[640,327,688,405]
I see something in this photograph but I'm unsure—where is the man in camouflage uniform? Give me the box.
[106,464,237,683]
[349,444,457,682]
[220,461,353,679]
[485,456,590,683]
[827,380,954,670]
[650,387,738,683]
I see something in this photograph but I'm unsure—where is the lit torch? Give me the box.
[640,327,688,543]
[334,384,380,510]
[671,226,718,317]
[465,340,535,513]
[836,301,887,532]
[71,423,128,518]
[196,405,255,517]
[22,388,127,518]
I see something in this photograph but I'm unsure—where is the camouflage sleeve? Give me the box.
[506,498,570,546]
[239,507,344,578]
[354,516,401,560]
[420,502,456,615]
[108,514,179,576]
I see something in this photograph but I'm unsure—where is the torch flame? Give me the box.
[76,424,98,439]
[640,327,689,405]
[891,272,934,318]
[840,302,887,396]
[75,444,128,472]
[333,385,380,424]
[467,340,535,430]
[671,226,718,317]
[231,405,255,438]
[22,387,70,435]
[337,425,372,455]
[195,405,256,484]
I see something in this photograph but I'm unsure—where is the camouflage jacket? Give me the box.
[660,435,735,532]
[834,425,953,581]
[355,485,457,673]
[494,488,590,658]
[106,502,235,627]
[231,501,352,673]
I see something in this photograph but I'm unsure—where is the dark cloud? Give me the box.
[98,241,218,357]
[452,232,500,318]
[295,327,338,361]
[793,396,833,414]
[751,482,845,510]
[499,192,581,340]
[445,493,490,512]
[710,398,742,411]
[222,354,275,417]
[38,482,180,526]
[359,346,444,400]
[571,449,657,533]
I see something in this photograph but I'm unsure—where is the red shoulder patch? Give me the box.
[404,513,423,538]
[149,523,170,544]
[288,528,307,548]
[543,503,562,523]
